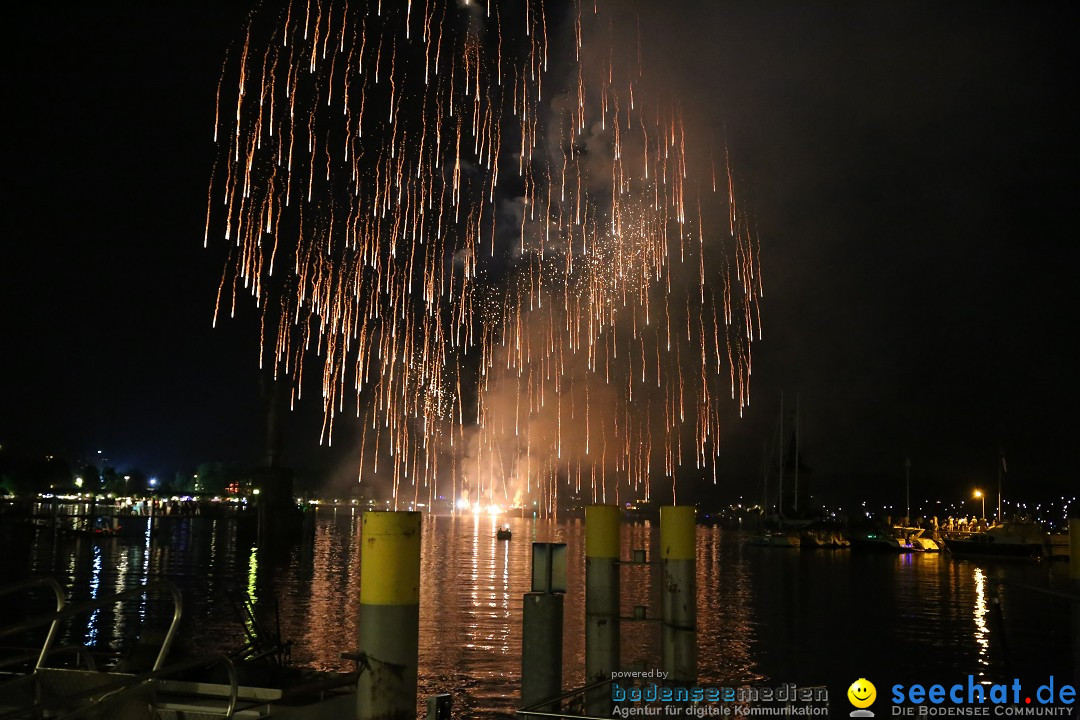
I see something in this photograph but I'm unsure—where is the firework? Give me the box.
[207,0,762,513]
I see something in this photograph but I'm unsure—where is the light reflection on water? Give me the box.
[2,512,1073,719]
[973,568,989,677]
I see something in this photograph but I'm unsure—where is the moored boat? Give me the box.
[799,529,850,549]
[850,528,912,552]
[748,531,801,548]
[893,526,941,553]
[1047,532,1070,559]
[942,521,1049,559]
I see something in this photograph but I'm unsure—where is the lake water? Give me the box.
[1,508,1075,717]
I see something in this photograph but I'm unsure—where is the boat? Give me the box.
[799,529,850,549]
[749,531,800,548]
[942,521,1050,558]
[0,578,357,719]
[893,526,941,553]
[1047,532,1071,559]
[751,393,816,550]
[850,528,914,552]
[496,525,512,540]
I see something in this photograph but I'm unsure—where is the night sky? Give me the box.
[3,3,1076,504]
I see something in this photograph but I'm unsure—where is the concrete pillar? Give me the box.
[358,511,421,720]
[585,505,620,714]
[660,506,697,685]
[521,592,563,710]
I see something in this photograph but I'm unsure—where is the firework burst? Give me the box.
[207,0,762,513]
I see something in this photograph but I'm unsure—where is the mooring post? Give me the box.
[522,591,564,710]
[522,542,566,712]
[660,505,697,685]
[425,693,452,719]
[358,511,421,720]
[585,505,620,714]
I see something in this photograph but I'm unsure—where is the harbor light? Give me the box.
[973,490,984,520]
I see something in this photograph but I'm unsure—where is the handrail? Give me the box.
[0,651,239,720]
[517,712,609,719]
[0,577,66,670]
[0,580,183,673]
[0,644,97,673]
[520,678,611,711]
[518,678,613,719]
[989,578,1080,603]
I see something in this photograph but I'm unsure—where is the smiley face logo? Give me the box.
[847,678,876,710]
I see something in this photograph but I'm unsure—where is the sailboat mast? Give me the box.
[762,440,768,510]
[997,451,1004,523]
[778,391,784,516]
[794,394,800,513]
[905,457,911,523]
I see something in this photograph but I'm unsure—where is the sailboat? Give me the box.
[750,393,812,548]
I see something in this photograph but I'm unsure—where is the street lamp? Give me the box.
[973,490,985,520]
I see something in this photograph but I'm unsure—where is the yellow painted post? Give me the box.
[660,506,697,685]
[358,511,421,720]
[585,505,620,714]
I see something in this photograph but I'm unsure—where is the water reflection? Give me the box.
[83,543,102,646]
[246,545,258,602]
[5,515,1072,719]
[973,567,989,677]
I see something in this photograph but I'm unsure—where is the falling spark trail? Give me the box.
[208,0,763,512]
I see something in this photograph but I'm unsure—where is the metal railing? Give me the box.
[988,577,1080,689]
[0,651,239,720]
[0,578,244,719]
[517,678,613,719]
[0,580,182,673]
[0,577,66,671]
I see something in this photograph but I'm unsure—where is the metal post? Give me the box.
[660,506,696,685]
[521,592,563,710]
[358,511,421,720]
[426,694,452,719]
[585,505,620,714]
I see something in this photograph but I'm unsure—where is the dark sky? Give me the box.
[3,3,1076,502]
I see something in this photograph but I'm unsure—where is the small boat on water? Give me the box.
[850,525,941,553]
[799,529,850,549]
[894,526,941,553]
[942,521,1050,558]
[748,531,801,548]
[851,528,913,552]
[496,525,512,540]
